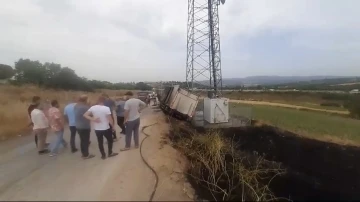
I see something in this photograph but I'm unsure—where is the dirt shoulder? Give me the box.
[0,107,193,201]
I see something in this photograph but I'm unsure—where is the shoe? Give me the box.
[101,155,106,160]
[120,147,130,152]
[38,149,50,155]
[135,145,139,149]
[49,153,57,157]
[113,138,118,142]
[72,148,78,153]
[108,153,118,157]
[83,154,95,159]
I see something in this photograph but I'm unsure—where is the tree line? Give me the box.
[0,59,152,91]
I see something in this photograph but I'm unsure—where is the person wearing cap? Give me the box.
[120,91,147,151]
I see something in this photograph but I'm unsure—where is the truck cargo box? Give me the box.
[159,85,199,121]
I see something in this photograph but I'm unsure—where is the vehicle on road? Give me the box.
[137,91,149,102]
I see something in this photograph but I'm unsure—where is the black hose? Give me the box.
[140,122,159,202]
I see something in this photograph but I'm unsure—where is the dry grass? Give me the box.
[169,122,286,201]
[0,84,134,141]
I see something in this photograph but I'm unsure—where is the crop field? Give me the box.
[230,103,360,145]
[221,91,349,112]
[0,84,132,141]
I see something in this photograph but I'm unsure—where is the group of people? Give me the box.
[28,91,147,159]
[146,92,158,106]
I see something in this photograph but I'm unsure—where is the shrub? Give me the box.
[321,93,350,101]
[320,102,341,107]
[344,95,360,119]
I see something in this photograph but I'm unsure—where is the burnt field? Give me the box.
[169,120,360,201]
[220,126,360,200]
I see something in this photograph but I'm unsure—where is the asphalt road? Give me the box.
[0,107,194,201]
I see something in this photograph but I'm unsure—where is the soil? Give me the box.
[217,125,360,200]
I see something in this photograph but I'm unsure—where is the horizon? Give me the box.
[1,0,359,83]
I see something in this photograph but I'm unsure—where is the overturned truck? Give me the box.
[157,85,199,121]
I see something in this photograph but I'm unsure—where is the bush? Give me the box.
[321,93,350,101]
[320,102,341,107]
[344,95,360,119]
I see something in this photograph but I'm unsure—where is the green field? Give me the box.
[222,91,349,112]
[294,102,348,112]
[230,103,360,144]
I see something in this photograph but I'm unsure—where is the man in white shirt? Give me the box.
[84,95,118,159]
[120,91,147,151]
[30,103,50,155]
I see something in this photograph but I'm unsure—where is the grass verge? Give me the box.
[230,103,360,145]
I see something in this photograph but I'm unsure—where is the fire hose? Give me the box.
[140,122,159,202]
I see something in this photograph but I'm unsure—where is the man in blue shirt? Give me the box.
[64,101,78,153]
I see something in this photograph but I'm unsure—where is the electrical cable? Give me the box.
[139,122,159,202]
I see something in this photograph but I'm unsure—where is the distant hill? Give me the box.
[218,76,356,86]
[269,77,360,91]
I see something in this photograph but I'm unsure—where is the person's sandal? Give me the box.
[120,148,130,151]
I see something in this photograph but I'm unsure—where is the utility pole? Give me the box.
[186,0,225,97]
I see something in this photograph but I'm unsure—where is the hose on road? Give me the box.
[140,122,159,202]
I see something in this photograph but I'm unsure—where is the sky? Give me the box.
[0,0,359,82]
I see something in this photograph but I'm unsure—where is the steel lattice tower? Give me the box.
[186,0,224,95]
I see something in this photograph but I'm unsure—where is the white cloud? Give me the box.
[0,0,359,82]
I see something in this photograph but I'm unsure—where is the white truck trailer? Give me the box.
[159,85,199,121]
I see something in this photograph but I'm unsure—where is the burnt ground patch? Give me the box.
[170,119,360,201]
[220,126,360,200]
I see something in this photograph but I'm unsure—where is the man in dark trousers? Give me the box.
[102,93,117,141]
[28,96,49,148]
[115,96,126,135]
[84,95,118,160]
[74,94,95,159]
